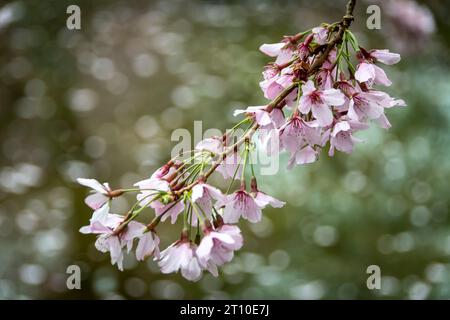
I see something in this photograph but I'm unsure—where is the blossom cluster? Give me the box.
[78,12,405,281]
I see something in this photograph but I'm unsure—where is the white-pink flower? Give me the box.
[354,48,400,86]
[355,61,392,86]
[328,120,368,156]
[158,240,202,282]
[191,182,224,222]
[79,205,126,270]
[299,80,345,126]
[136,230,160,260]
[312,26,328,45]
[279,114,322,156]
[287,145,319,169]
[348,90,393,124]
[196,223,243,275]
[219,188,284,223]
[77,178,113,210]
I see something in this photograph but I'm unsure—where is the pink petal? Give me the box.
[191,184,205,202]
[322,89,345,106]
[355,62,375,83]
[370,49,401,65]
[77,178,108,194]
[373,65,392,86]
[302,80,316,95]
[85,193,109,210]
[259,42,285,57]
[136,232,159,261]
[196,236,214,262]
[312,103,333,126]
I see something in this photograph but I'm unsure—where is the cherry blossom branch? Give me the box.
[77,0,406,281]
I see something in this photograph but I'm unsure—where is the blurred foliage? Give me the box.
[0,0,450,299]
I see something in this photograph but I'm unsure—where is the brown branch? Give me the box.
[308,0,356,75]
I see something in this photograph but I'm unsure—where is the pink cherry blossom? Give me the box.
[254,191,286,208]
[312,26,328,45]
[220,189,260,223]
[219,187,284,223]
[355,61,392,86]
[287,145,319,169]
[259,42,294,65]
[196,223,243,275]
[79,206,125,270]
[328,120,368,156]
[279,114,322,156]
[191,182,224,222]
[299,80,345,126]
[158,240,202,282]
[119,220,144,252]
[77,178,112,210]
[348,90,394,124]
[260,66,295,101]
[95,234,124,270]
[136,230,160,260]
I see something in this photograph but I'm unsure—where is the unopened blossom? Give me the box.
[316,49,337,90]
[196,223,243,275]
[297,34,313,61]
[158,239,202,282]
[299,80,345,126]
[77,178,118,210]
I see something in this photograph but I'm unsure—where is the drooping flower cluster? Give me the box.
[78,2,405,281]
